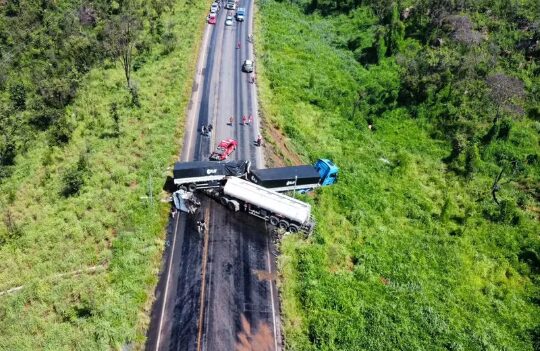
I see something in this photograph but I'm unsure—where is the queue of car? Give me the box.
[204,1,254,162]
[207,2,247,26]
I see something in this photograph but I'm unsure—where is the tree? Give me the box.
[486,73,525,123]
[386,3,405,56]
[105,10,142,90]
[443,15,483,46]
[9,83,26,110]
[371,0,393,22]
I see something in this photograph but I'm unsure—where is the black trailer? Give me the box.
[173,160,250,191]
[248,165,321,192]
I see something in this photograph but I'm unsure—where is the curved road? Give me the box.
[145,2,281,350]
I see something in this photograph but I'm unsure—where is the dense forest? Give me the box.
[0,0,206,348]
[256,0,539,349]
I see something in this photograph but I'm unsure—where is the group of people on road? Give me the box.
[241,115,254,125]
[226,115,262,145]
[228,114,254,126]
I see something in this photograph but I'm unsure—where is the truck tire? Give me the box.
[288,224,299,233]
[220,196,229,206]
[179,185,188,192]
[188,183,197,192]
[269,216,279,226]
[228,200,240,212]
[278,220,289,230]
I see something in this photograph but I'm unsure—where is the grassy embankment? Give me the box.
[0,1,206,349]
[256,1,539,350]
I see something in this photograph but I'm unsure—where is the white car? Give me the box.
[225,16,234,26]
[242,59,254,73]
[210,3,219,13]
[226,1,236,10]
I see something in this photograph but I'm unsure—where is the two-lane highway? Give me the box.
[146,1,281,350]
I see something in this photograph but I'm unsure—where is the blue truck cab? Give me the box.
[314,159,339,186]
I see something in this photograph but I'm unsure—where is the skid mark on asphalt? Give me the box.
[235,314,274,351]
[252,269,276,282]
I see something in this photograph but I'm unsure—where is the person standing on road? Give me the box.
[256,134,262,146]
[228,116,233,125]
[248,115,253,125]
[242,115,247,125]
[236,41,241,49]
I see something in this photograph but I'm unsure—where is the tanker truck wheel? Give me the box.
[220,196,229,206]
[278,220,289,230]
[179,185,188,192]
[188,183,197,192]
[288,224,299,233]
[269,216,279,226]
[227,200,240,212]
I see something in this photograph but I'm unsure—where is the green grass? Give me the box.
[0,1,207,349]
[256,2,540,350]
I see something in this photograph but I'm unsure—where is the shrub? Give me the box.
[61,152,89,197]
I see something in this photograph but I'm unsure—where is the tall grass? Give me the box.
[256,2,540,350]
[0,1,207,349]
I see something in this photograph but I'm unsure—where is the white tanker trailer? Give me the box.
[206,176,314,234]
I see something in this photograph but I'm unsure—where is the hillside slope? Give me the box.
[256,1,540,350]
[0,1,206,349]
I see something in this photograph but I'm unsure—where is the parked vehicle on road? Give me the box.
[226,0,236,10]
[225,15,234,26]
[210,138,238,161]
[210,2,219,13]
[236,7,245,21]
[242,59,254,73]
[208,13,217,24]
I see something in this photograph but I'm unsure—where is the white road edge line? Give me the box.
[266,236,279,351]
[155,213,180,350]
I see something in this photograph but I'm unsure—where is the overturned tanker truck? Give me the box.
[204,176,314,234]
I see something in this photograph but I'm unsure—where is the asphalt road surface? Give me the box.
[145,1,282,350]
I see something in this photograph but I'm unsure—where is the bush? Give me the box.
[464,143,480,178]
[61,152,89,197]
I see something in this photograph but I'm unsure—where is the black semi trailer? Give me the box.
[173,160,250,191]
[248,165,322,192]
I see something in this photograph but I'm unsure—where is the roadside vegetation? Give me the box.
[256,0,540,349]
[0,0,206,349]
